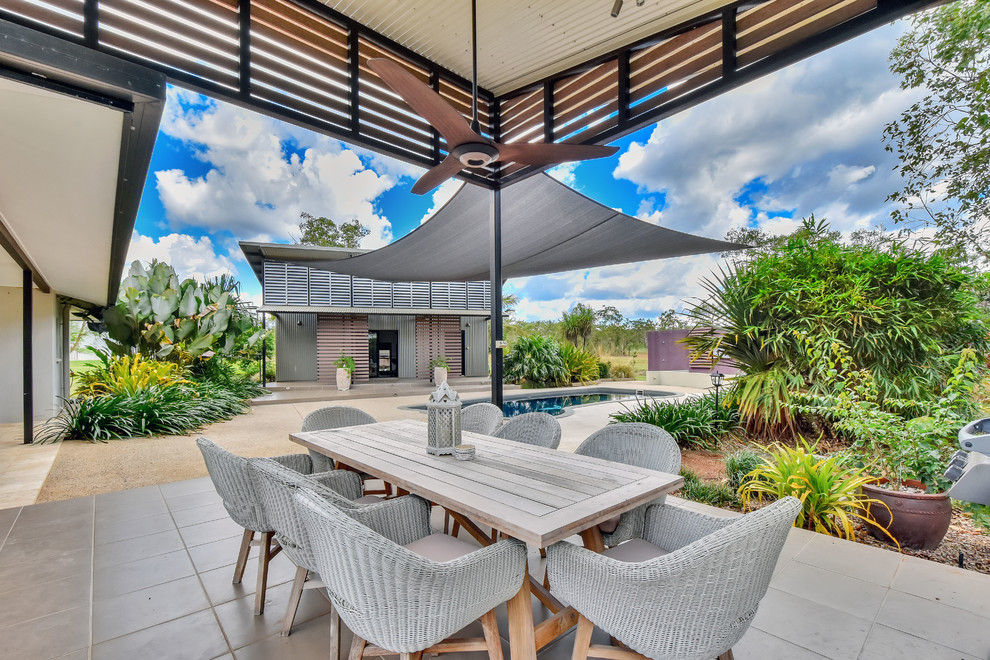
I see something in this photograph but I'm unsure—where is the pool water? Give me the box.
[500,392,641,416]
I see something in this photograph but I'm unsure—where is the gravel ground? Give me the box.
[855,508,990,575]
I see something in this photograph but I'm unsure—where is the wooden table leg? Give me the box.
[580,527,605,553]
[506,560,537,660]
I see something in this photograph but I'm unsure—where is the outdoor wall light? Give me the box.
[710,371,725,408]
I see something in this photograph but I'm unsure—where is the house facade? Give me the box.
[241,242,491,383]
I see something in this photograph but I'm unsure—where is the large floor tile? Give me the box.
[95,493,170,524]
[160,476,214,499]
[0,505,22,541]
[93,529,185,570]
[0,572,91,629]
[213,580,333,650]
[890,554,990,619]
[96,512,178,545]
[874,589,990,658]
[92,608,229,660]
[734,627,830,659]
[187,534,248,574]
[860,623,982,659]
[771,560,889,621]
[0,604,90,659]
[93,548,197,601]
[167,489,223,512]
[232,612,338,660]
[198,550,296,606]
[793,532,901,586]
[171,501,229,528]
[0,543,92,594]
[178,516,243,548]
[92,574,211,644]
[750,588,872,660]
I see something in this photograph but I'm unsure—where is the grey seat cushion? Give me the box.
[354,495,383,504]
[602,539,669,563]
[598,516,621,533]
[404,533,479,562]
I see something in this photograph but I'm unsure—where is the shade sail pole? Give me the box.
[23,269,33,444]
[489,186,503,409]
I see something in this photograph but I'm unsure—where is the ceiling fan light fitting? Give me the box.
[452,143,499,168]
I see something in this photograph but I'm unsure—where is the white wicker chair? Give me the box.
[300,405,389,495]
[461,402,504,435]
[251,457,397,637]
[294,488,527,660]
[575,423,681,546]
[492,411,561,449]
[196,437,319,615]
[548,497,801,660]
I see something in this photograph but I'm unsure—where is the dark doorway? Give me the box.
[369,330,399,378]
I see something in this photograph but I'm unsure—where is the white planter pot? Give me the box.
[433,367,448,385]
[336,368,352,391]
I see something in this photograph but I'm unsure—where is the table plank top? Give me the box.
[290,419,683,547]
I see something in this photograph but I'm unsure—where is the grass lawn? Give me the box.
[598,351,648,381]
[70,360,100,373]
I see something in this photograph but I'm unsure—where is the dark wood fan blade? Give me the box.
[368,58,482,148]
[411,154,464,195]
[496,142,619,166]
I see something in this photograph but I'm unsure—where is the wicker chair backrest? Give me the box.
[196,437,267,532]
[575,422,681,474]
[300,406,377,472]
[492,412,561,449]
[461,403,504,435]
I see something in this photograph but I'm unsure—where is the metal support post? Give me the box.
[23,269,33,444]
[489,187,503,409]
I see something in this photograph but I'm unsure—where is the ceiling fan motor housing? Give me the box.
[452,142,500,168]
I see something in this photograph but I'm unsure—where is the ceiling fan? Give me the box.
[367,1,619,195]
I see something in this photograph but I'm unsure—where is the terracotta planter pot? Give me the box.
[862,481,951,550]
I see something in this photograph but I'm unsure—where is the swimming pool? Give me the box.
[408,387,676,417]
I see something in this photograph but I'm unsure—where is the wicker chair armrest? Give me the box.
[421,537,527,610]
[270,453,314,475]
[642,503,738,552]
[306,469,363,501]
[346,494,433,545]
[600,496,666,547]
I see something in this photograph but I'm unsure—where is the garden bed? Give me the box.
[855,510,990,575]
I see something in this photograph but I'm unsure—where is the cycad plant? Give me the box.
[503,335,566,386]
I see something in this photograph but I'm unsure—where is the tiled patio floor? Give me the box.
[2,477,988,660]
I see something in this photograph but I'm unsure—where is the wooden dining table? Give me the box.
[290,419,683,660]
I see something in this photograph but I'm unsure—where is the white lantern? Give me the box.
[427,382,462,455]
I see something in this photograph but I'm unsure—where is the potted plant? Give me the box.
[429,355,449,385]
[334,353,355,391]
[799,347,982,550]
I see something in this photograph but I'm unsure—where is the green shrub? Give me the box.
[503,335,566,386]
[679,469,739,507]
[738,440,894,541]
[75,353,190,397]
[724,448,765,491]
[559,343,599,384]
[597,361,611,379]
[35,382,250,443]
[610,393,739,450]
[610,363,634,379]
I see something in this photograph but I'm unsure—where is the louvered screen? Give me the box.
[352,277,374,307]
[553,60,619,143]
[330,272,352,306]
[498,86,545,179]
[448,282,468,309]
[316,313,369,381]
[411,282,431,308]
[1,0,84,37]
[285,265,309,306]
[99,0,240,90]
[372,280,392,307]
[415,315,462,379]
[466,282,488,310]
[262,261,287,305]
[392,282,413,308]
[429,282,450,309]
[249,0,350,129]
[308,269,331,306]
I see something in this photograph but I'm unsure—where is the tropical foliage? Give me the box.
[559,343,600,384]
[678,469,739,508]
[74,353,190,397]
[99,261,265,362]
[503,335,567,386]
[610,392,739,450]
[561,303,596,349]
[737,440,895,542]
[685,217,990,435]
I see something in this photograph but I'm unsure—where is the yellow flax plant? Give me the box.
[75,353,192,397]
[738,438,899,547]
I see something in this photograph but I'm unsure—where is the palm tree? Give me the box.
[562,303,596,349]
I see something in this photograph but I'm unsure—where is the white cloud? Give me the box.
[419,179,464,224]
[126,232,237,282]
[156,87,400,248]
[547,162,579,186]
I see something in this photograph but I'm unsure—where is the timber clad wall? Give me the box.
[317,314,370,382]
[415,316,462,379]
[368,314,417,379]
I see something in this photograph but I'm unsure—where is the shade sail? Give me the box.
[291,174,743,282]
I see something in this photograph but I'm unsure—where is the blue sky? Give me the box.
[127,21,918,321]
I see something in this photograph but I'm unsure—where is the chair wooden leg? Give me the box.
[330,604,341,660]
[281,565,308,636]
[572,614,594,660]
[450,519,461,538]
[347,635,367,660]
[716,650,734,660]
[254,531,275,615]
[399,653,423,660]
[480,609,504,660]
[233,529,253,584]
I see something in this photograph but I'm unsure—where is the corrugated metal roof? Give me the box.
[322,0,728,95]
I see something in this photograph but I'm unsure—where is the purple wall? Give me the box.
[647,329,739,374]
